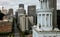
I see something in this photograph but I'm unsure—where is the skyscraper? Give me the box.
[28,5,37,25]
[19,15,26,32]
[19,4,24,8]
[8,8,13,22]
[52,0,57,28]
[19,14,34,33]
[28,5,36,16]
[16,4,26,16]
[8,8,13,16]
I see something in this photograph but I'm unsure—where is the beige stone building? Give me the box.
[16,4,26,16]
[25,16,29,30]
[19,14,34,32]
[19,15,26,32]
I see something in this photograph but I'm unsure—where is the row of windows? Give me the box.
[38,14,52,16]
[38,14,52,28]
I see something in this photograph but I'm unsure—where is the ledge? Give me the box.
[33,27,60,32]
[36,8,53,12]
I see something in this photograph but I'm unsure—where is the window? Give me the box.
[39,14,41,16]
[50,14,52,26]
[39,24,41,28]
[49,36,51,37]
[47,14,49,16]
[42,14,45,16]
[53,36,56,37]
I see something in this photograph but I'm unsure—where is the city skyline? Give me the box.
[0,0,60,12]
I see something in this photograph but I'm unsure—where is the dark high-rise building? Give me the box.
[28,5,37,25]
[52,0,57,28]
[28,5,36,16]
[8,8,13,22]
[19,4,24,8]
[57,10,60,29]
[17,4,25,15]
[16,4,26,16]
[8,8,13,16]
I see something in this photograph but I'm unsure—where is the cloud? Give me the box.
[0,0,60,11]
[0,0,40,11]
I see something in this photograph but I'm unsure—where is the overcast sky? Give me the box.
[0,0,60,12]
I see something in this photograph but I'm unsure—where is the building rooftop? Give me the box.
[0,21,12,33]
[33,26,60,32]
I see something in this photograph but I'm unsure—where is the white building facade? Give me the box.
[33,0,60,37]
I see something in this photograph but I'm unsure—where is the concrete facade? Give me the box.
[19,4,24,8]
[28,16,34,26]
[17,8,26,16]
[25,16,29,30]
[52,0,57,28]
[19,15,26,32]
[16,4,26,32]
[8,8,13,22]
[33,0,60,37]
[48,0,57,28]
[8,8,13,16]
[28,5,36,16]
[17,4,26,16]
[19,15,34,32]
[28,16,34,31]
[33,28,60,37]
[28,5,37,25]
